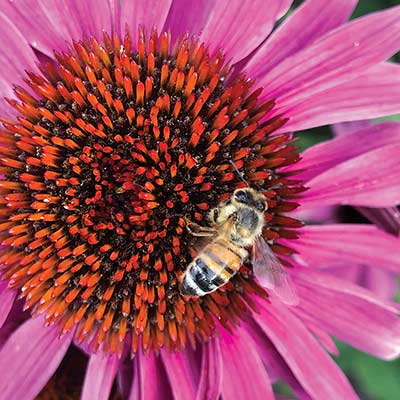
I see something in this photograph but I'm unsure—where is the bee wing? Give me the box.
[252,237,299,306]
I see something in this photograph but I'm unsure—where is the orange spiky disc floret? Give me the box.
[0,30,304,356]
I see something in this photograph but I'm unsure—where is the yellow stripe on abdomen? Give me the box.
[201,239,244,280]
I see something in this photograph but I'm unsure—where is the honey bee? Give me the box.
[180,187,299,305]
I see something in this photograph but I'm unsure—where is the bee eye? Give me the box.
[255,201,265,211]
[234,190,248,203]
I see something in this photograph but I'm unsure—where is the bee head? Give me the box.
[233,188,266,212]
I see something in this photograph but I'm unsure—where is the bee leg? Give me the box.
[184,217,216,237]
[208,207,220,226]
[209,202,235,226]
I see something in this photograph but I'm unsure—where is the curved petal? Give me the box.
[161,349,198,399]
[290,120,400,181]
[0,12,40,76]
[292,268,400,360]
[0,319,18,351]
[299,143,400,208]
[332,120,372,136]
[326,264,364,284]
[81,352,120,400]
[254,300,358,399]
[164,0,293,52]
[163,0,211,44]
[288,224,400,274]
[291,205,337,224]
[0,299,26,350]
[363,267,398,300]
[198,0,290,65]
[196,338,222,400]
[0,317,73,399]
[246,0,358,79]
[117,359,133,399]
[329,264,398,300]
[220,329,274,400]
[66,0,115,40]
[245,321,313,399]
[165,0,293,53]
[342,119,400,238]
[356,206,400,236]
[130,351,172,400]
[258,6,400,114]
[0,12,40,117]
[118,0,172,44]
[277,1,294,19]
[280,63,400,132]
[3,0,81,57]
[0,282,16,329]
[304,322,339,356]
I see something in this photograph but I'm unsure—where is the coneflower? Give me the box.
[0,1,399,399]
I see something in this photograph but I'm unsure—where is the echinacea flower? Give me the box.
[0,1,400,399]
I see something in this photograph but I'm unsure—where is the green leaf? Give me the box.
[335,341,400,400]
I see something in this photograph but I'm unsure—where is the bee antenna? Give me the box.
[135,183,148,192]
[229,160,249,187]
[167,213,182,219]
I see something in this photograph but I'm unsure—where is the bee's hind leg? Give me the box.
[184,217,216,237]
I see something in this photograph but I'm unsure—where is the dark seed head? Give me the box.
[0,30,303,355]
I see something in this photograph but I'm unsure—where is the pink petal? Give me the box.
[66,0,115,40]
[357,206,400,236]
[332,120,372,136]
[257,6,400,114]
[2,0,82,57]
[363,267,398,300]
[326,264,365,284]
[326,264,398,301]
[277,1,294,19]
[292,268,400,360]
[0,12,40,117]
[0,319,18,351]
[198,0,290,65]
[161,349,198,399]
[305,322,339,356]
[163,0,212,45]
[246,0,357,79]
[0,282,16,329]
[81,352,120,400]
[288,224,400,273]
[299,143,400,208]
[130,352,172,400]
[291,205,337,225]
[255,300,358,399]
[165,0,292,51]
[118,0,172,44]
[289,120,400,181]
[220,329,274,400]
[117,361,133,399]
[196,339,222,400]
[245,321,313,399]
[2,0,114,58]
[280,63,400,132]
[0,299,26,350]
[0,317,73,399]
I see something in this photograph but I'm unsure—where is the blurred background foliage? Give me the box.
[286,1,400,399]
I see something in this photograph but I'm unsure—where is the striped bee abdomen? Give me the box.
[180,239,247,296]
